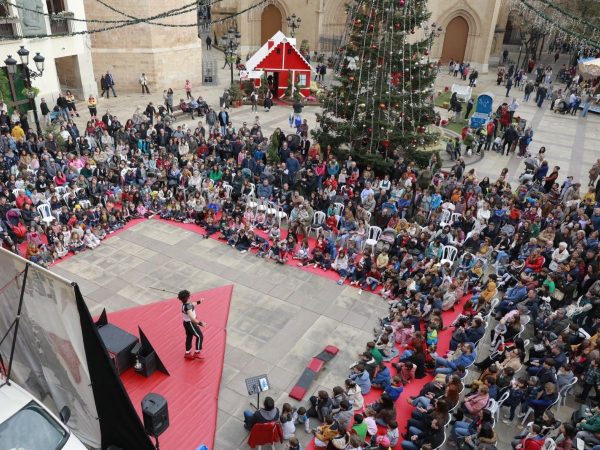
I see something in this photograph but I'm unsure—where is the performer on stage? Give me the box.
[178,290,206,360]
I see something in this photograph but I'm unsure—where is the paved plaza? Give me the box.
[51,50,599,449]
[51,220,389,449]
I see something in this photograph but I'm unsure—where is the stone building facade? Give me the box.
[213,0,512,73]
[0,0,96,112]
[83,0,203,93]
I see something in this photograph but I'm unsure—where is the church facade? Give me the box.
[213,0,512,73]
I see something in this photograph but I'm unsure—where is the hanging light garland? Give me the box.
[0,0,268,39]
[511,0,600,51]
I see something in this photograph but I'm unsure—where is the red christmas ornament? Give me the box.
[394,23,401,29]
[399,0,405,5]
[371,44,378,49]
[410,28,415,34]
[412,139,417,144]
[349,76,354,81]
[417,126,425,134]
[379,103,387,109]
[368,24,374,31]
[424,49,429,56]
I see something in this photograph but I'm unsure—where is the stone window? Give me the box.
[0,3,16,37]
[46,0,69,34]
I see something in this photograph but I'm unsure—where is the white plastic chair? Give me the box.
[309,211,326,237]
[542,438,556,450]
[55,186,67,196]
[557,377,578,412]
[363,226,382,253]
[276,205,288,226]
[79,199,92,209]
[266,201,277,216]
[440,245,458,266]
[494,391,510,422]
[439,209,451,227]
[246,193,258,210]
[37,203,54,225]
[364,210,372,224]
[486,398,499,420]
[222,183,233,198]
[334,202,345,217]
[256,197,269,212]
[12,188,25,198]
[450,212,462,225]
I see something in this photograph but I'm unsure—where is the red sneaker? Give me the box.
[193,352,205,360]
[184,353,195,360]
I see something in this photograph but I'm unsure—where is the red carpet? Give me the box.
[304,295,469,450]
[151,217,373,287]
[106,285,233,450]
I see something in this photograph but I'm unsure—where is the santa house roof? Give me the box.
[245,31,315,74]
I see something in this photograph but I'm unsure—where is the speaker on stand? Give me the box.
[141,393,169,449]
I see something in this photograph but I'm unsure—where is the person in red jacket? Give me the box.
[524,249,544,274]
[15,191,32,209]
[518,424,545,450]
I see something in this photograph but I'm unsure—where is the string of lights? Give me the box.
[514,0,600,50]
[1,0,196,25]
[528,0,600,34]
[0,0,269,39]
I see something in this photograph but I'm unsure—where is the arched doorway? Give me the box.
[441,16,469,63]
[261,4,282,45]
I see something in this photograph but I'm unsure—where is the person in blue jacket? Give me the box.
[372,362,391,390]
[432,343,476,375]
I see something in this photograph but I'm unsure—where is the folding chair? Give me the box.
[309,211,326,237]
[36,203,54,225]
[363,225,382,253]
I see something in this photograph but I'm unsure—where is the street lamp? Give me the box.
[221,27,241,84]
[4,45,45,136]
[423,22,443,54]
[286,13,301,38]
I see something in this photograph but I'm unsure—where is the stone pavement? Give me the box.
[51,220,388,449]
[434,52,600,186]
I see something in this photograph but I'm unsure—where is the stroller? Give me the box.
[5,208,26,242]
[375,228,398,255]
[553,98,568,114]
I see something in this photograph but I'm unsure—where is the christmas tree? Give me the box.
[313,0,439,169]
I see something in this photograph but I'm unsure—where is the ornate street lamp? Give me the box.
[4,46,45,136]
[222,27,241,84]
[286,13,301,38]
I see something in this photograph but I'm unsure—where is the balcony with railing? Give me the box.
[0,3,17,38]
[46,0,72,35]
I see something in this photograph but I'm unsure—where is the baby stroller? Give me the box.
[375,228,398,255]
[553,98,568,114]
[49,107,61,125]
[5,208,27,242]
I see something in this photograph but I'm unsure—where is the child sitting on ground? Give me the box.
[293,239,310,263]
[295,406,310,433]
[280,403,296,440]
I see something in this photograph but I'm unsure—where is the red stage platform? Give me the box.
[107,285,233,450]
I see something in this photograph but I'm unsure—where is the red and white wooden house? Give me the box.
[241,31,315,98]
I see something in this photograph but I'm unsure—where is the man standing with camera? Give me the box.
[178,290,206,360]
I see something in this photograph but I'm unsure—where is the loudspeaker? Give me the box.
[141,393,169,438]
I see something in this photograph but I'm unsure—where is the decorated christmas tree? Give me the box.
[313,0,439,169]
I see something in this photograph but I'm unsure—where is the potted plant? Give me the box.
[22,86,40,99]
[228,83,244,107]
